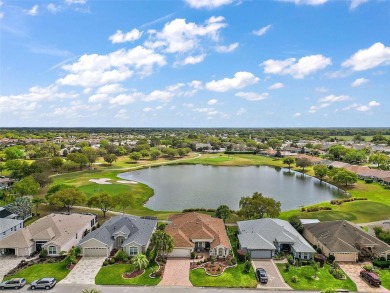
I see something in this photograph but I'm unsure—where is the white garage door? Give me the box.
[334,253,356,262]
[250,250,272,259]
[168,248,191,258]
[83,247,108,257]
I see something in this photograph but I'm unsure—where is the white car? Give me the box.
[0,278,26,290]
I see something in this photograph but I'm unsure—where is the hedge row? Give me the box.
[301,206,332,212]
[373,260,390,268]
[330,197,367,205]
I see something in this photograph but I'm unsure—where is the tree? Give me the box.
[114,192,133,214]
[103,154,117,165]
[267,138,282,149]
[238,192,281,219]
[13,176,39,197]
[131,253,149,271]
[283,157,295,170]
[0,162,5,175]
[328,145,347,160]
[313,164,328,183]
[46,184,73,199]
[150,149,161,160]
[288,215,303,234]
[49,188,86,212]
[332,168,358,186]
[129,152,141,162]
[343,149,366,164]
[140,150,150,158]
[295,157,312,173]
[151,230,174,258]
[164,148,178,159]
[82,147,99,165]
[215,205,231,222]
[4,146,25,160]
[369,153,389,169]
[32,172,52,187]
[32,197,46,216]
[67,153,89,169]
[50,157,63,171]
[87,192,115,218]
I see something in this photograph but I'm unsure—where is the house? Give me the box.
[0,207,17,220]
[78,215,157,257]
[0,213,97,256]
[237,218,315,260]
[165,212,231,258]
[0,218,23,241]
[303,220,390,262]
[296,154,328,165]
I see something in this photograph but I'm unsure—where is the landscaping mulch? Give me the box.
[123,269,144,279]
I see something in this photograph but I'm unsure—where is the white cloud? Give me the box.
[268,82,284,90]
[109,29,143,44]
[236,108,246,115]
[206,71,259,92]
[189,80,203,89]
[115,109,128,119]
[350,0,369,10]
[315,87,328,93]
[194,107,219,116]
[183,103,194,108]
[351,77,368,87]
[96,83,125,95]
[65,0,87,4]
[342,42,390,71]
[185,0,234,9]
[235,92,269,101]
[344,100,380,112]
[279,0,328,5]
[88,93,108,103]
[293,112,301,117]
[215,42,239,53]
[253,25,272,36]
[47,3,60,14]
[27,5,39,16]
[309,103,329,113]
[109,93,142,105]
[180,54,206,65]
[143,90,174,102]
[143,107,152,112]
[318,94,351,103]
[208,99,218,105]
[57,46,166,87]
[262,54,331,79]
[0,12,4,19]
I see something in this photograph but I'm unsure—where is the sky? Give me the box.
[0,0,389,128]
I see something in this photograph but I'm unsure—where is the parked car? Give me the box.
[30,278,57,290]
[256,268,268,284]
[0,278,26,290]
[360,270,381,287]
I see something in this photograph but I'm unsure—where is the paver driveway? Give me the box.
[158,258,192,287]
[60,257,106,285]
[252,259,291,290]
[339,263,389,292]
[0,256,24,281]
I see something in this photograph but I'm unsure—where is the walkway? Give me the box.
[60,257,106,285]
[158,258,192,287]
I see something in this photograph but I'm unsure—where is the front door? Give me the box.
[195,242,202,251]
[35,241,47,252]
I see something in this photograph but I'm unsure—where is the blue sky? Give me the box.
[0,0,389,127]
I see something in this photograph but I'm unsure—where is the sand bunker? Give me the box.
[89,178,112,184]
[117,180,138,184]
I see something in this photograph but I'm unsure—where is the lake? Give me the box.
[118,165,346,211]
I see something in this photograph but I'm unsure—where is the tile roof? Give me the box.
[165,213,231,250]
[304,220,390,254]
[237,218,315,253]
[79,214,157,248]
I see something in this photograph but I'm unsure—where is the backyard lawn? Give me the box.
[189,263,257,288]
[276,263,357,291]
[95,264,160,286]
[4,260,70,283]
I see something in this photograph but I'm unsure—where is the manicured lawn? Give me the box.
[4,260,70,283]
[276,263,357,291]
[189,262,257,288]
[380,269,390,290]
[95,264,160,286]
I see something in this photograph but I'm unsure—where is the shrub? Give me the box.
[316,247,322,254]
[39,249,48,258]
[291,275,299,283]
[365,178,373,183]
[74,247,81,256]
[285,263,290,272]
[328,255,335,263]
[373,260,390,268]
[321,289,336,293]
[109,258,116,264]
[229,257,237,266]
[114,250,128,262]
[314,254,326,267]
[332,268,345,279]
[237,250,246,262]
[244,260,251,273]
[103,261,108,266]
[123,258,129,263]
[363,264,373,271]
[287,255,294,265]
[191,252,195,259]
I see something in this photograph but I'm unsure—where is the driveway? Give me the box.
[60,257,106,285]
[0,256,24,281]
[252,259,291,290]
[158,258,192,287]
[339,263,389,292]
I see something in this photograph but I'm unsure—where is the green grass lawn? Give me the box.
[380,269,390,290]
[95,264,160,286]
[189,262,257,288]
[4,260,70,283]
[276,263,357,291]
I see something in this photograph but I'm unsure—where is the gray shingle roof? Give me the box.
[79,215,157,248]
[0,218,23,233]
[237,218,315,253]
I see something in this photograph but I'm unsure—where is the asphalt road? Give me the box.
[10,284,319,293]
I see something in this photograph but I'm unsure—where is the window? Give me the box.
[129,247,138,256]
[218,248,223,256]
[75,233,78,239]
[48,246,56,255]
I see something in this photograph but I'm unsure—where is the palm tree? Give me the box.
[151,230,174,258]
[131,253,149,271]
[32,197,46,216]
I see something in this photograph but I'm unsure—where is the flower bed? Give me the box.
[123,269,145,279]
[190,258,236,277]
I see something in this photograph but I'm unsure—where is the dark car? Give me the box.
[360,270,381,287]
[256,268,268,284]
[0,278,26,290]
[30,278,57,290]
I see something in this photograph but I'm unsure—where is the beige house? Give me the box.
[303,220,390,262]
[165,213,231,258]
[0,213,97,256]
